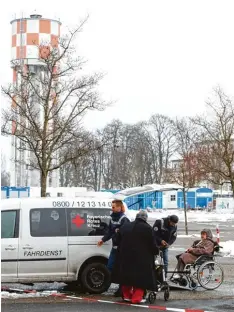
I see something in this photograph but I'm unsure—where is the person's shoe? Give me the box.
[171,273,181,282]
[114,287,122,297]
[172,273,180,279]
[132,298,146,304]
[123,298,131,302]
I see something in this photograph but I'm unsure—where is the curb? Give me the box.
[1,287,215,312]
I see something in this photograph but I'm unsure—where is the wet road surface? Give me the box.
[2,298,234,312]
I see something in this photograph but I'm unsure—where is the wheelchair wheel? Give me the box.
[148,292,156,304]
[197,261,224,290]
[164,286,170,301]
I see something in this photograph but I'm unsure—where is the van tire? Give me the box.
[81,262,111,294]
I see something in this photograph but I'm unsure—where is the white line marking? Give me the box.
[98,300,115,304]
[65,296,83,299]
[63,299,71,301]
[166,308,185,312]
[130,304,149,308]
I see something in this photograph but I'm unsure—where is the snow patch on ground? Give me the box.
[177,234,201,238]
[220,241,234,257]
[1,290,58,299]
[127,209,234,223]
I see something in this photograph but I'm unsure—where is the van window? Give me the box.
[1,210,19,239]
[30,208,66,237]
[67,208,111,236]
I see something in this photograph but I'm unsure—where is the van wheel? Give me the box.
[81,262,111,294]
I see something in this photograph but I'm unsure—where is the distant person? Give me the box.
[112,210,158,304]
[97,199,129,296]
[153,215,179,276]
[173,228,215,279]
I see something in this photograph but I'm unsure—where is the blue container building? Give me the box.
[124,191,163,210]
[177,187,213,209]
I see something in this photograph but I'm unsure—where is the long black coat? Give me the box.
[112,218,158,290]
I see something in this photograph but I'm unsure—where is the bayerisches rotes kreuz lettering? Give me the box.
[24,250,63,257]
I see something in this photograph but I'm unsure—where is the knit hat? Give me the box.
[201,228,213,240]
[136,210,148,222]
[169,215,179,224]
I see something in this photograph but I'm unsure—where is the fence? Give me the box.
[124,191,163,210]
[1,186,30,199]
[216,198,234,213]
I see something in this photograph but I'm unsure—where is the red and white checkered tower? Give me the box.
[10,14,61,187]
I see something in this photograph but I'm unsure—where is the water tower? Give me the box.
[10,14,61,187]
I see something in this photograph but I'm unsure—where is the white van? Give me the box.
[1,197,114,294]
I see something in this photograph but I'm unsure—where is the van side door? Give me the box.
[66,204,112,278]
[1,209,20,282]
[17,207,68,282]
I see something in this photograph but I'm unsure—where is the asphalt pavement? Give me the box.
[2,298,234,312]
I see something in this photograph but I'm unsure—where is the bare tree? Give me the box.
[146,114,176,183]
[192,87,234,197]
[167,118,203,234]
[59,130,110,191]
[126,122,154,186]
[1,156,10,186]
[99,120,122,189]
[2,18,109,196]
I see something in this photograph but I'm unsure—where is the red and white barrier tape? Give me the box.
[216,224,220,244]
[50,293,215,312]
[1,287,215,312]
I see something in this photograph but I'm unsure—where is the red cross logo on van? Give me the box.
[72,215,85,227]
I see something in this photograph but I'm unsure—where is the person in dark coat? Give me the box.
[112,210,158,304]
[152,215,179,276]
[97,199,129,296]
[173,228,215,279]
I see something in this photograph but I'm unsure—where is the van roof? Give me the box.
[1,196,113,202]
[1,196,113,208]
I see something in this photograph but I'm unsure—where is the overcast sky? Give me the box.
[1,0,234,167]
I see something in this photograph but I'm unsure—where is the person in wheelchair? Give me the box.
[173,228,215,280]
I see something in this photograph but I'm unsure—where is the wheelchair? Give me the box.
[169,244,224,290]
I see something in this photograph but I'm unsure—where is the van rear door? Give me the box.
[17,207,68,282]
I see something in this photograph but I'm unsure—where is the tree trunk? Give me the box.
[41,171,48,197]
[231,179,234,199]
[183,189,188,235]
